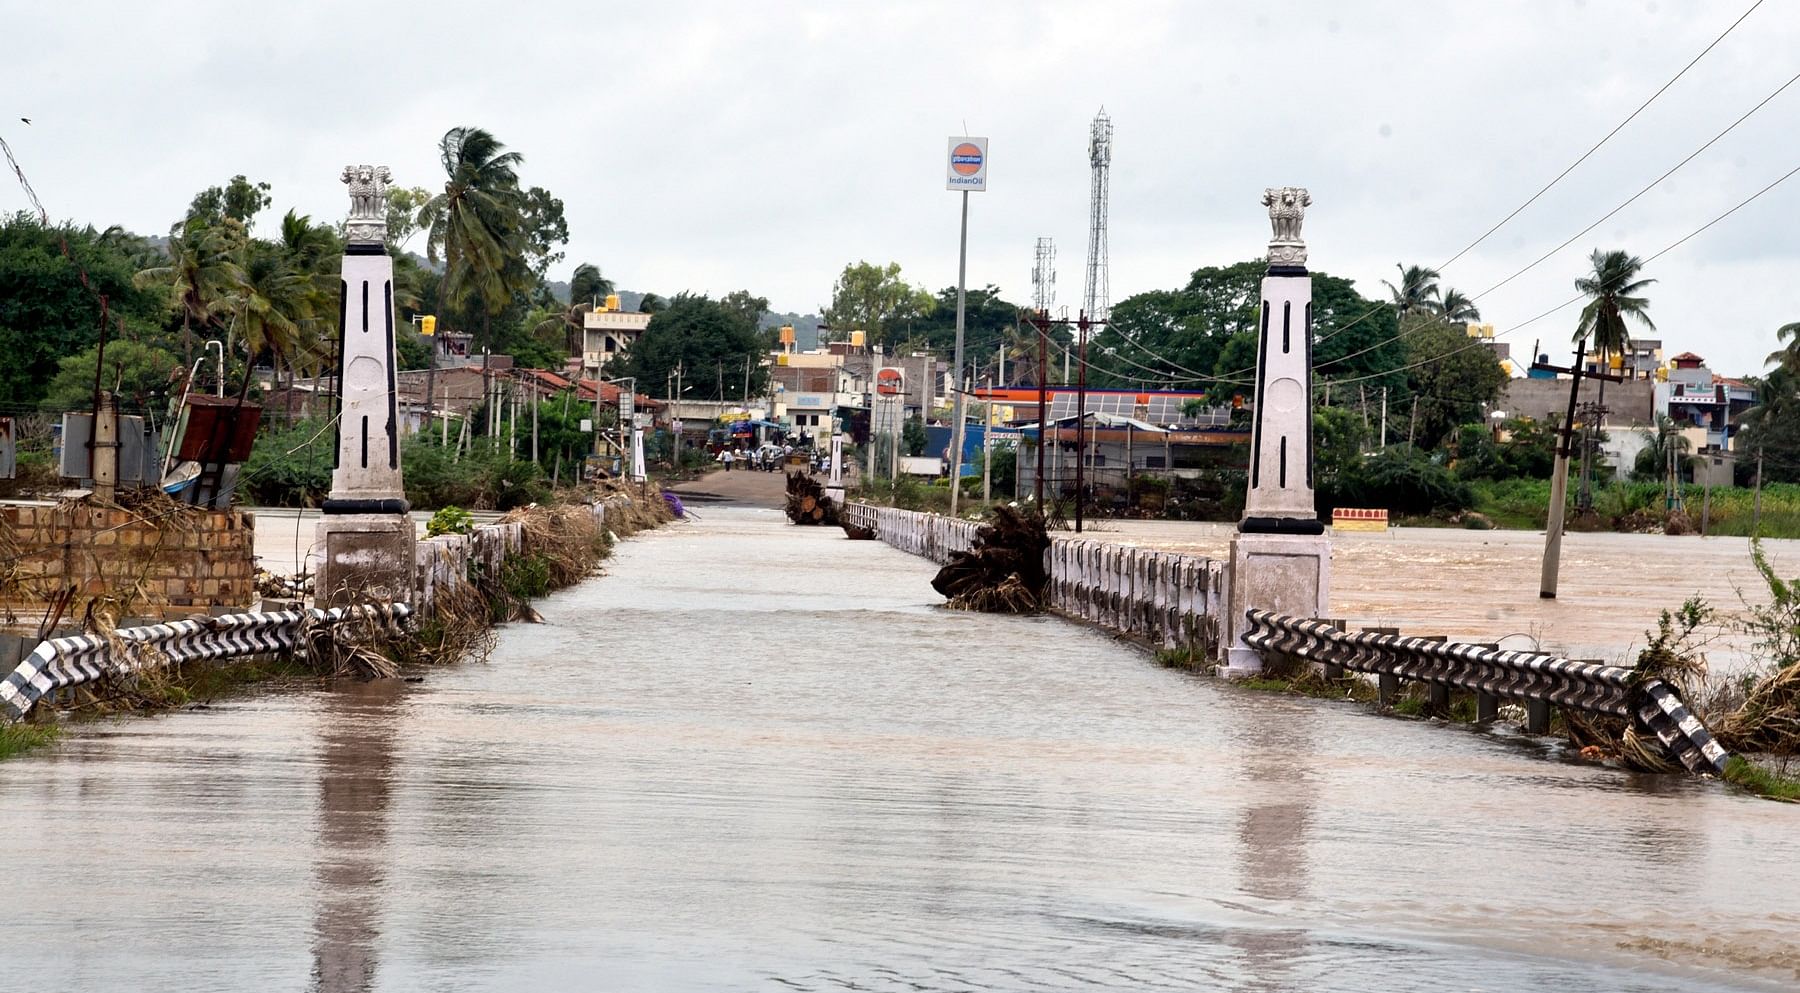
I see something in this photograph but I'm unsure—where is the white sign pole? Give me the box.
[944,136,988,518]
[631,426,646,482]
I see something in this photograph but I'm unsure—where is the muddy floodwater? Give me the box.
[2,508,1796,992]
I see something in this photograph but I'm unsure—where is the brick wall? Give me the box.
[0,503,256,622]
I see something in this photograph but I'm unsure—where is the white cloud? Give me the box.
[4,0,1797,372]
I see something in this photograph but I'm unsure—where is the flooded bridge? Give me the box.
[3,506,1796,991]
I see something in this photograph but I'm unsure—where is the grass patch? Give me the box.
[1154,647,1211,670]
[1231,669,1377,703]
[1464,478,1800,538]
[1723,756,1800,802]
[0,723,61,760]
[105,655,320,711]
[1391,696,1428,718]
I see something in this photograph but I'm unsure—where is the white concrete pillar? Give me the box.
[1225,187,1331,676]
[316,164,417,607]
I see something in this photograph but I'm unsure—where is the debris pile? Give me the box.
[785,471,839,526]
[930,506,1050,613]
[1717,664,1800,756]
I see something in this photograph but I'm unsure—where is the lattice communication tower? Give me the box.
[1031,237,1056,314]
[1083,108,1112,324]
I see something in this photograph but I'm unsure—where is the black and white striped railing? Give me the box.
[0,604,411,724]
[1241,609,1730,775]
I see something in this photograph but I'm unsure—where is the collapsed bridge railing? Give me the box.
[0,604,410,724]
[1242,609,1730,776]
[843,502,1230,659]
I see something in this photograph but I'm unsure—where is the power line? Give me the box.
[1188,0,1766,386]
[1437,0,1764,270]
[1323,156,1800,389]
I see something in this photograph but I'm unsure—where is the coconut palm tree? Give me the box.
[233,242,310,394]
[532,298,594,357]
[569,262,614,308]
[134,215,247,366]
[419,126,527,344]
[1573,249,1654,366]
[1633,413,1695,482]
[1763,320,1800,372]
[1382,263,1441,316]
[1434,287,1480,324]
[419,126,528,426]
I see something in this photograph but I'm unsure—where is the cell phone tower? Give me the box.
[1031,237,1056,314]
[1083,108,1113,325]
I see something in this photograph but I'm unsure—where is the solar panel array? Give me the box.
[1045,395,1231,426]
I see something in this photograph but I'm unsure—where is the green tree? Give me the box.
[1382,262,1441,316]
[1434,287,1480,324]
[383,185,432,251]
[638,292,665,314]
[1573,249,1654,366]
[1632,414,1695,482]
[1313,405,1368,481]
[905,284,1021,359]
[1400,313,1509,449]
[187,175,273,229]
[39,340,181,413]
[134,213,246,367]
[569,263,614,307]
[1,214,165,408]
[903,415,928,456]
[529,299,592,359]
[1094,259,1402,394]
[1764,320,1800,372]
[420,126,528,356]
[518,186,568,279]
[720,289,771,332]
[1740,365,1800,483]
[619,294,765,400]
[821,261,935,347]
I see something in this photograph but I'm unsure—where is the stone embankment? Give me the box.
[0,486,673,740]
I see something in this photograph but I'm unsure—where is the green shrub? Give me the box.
[1323,448,1472,517]
[241,418,335,506]
[403,436,550,511]
[501,552,553,600]
[426,506,475,537]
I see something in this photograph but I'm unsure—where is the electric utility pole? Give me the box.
[1534,343,1621,598]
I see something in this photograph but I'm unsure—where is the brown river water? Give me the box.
[2,507,1796,992]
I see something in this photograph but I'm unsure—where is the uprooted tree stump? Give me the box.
[931,506,1050,613]
[785,471,839,526]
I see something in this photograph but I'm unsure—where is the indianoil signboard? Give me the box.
[946,137,988,192]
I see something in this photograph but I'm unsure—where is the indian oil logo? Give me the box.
[950,143,984,176]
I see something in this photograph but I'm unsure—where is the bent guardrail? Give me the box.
[0,604,410,724]
[1241,609,1730,775]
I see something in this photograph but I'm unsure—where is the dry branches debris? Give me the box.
[785,471,839,526]
[930,506,1050,614]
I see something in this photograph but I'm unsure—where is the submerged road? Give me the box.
[2,506,1796,992]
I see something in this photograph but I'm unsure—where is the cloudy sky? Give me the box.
[5,0,1798,374]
